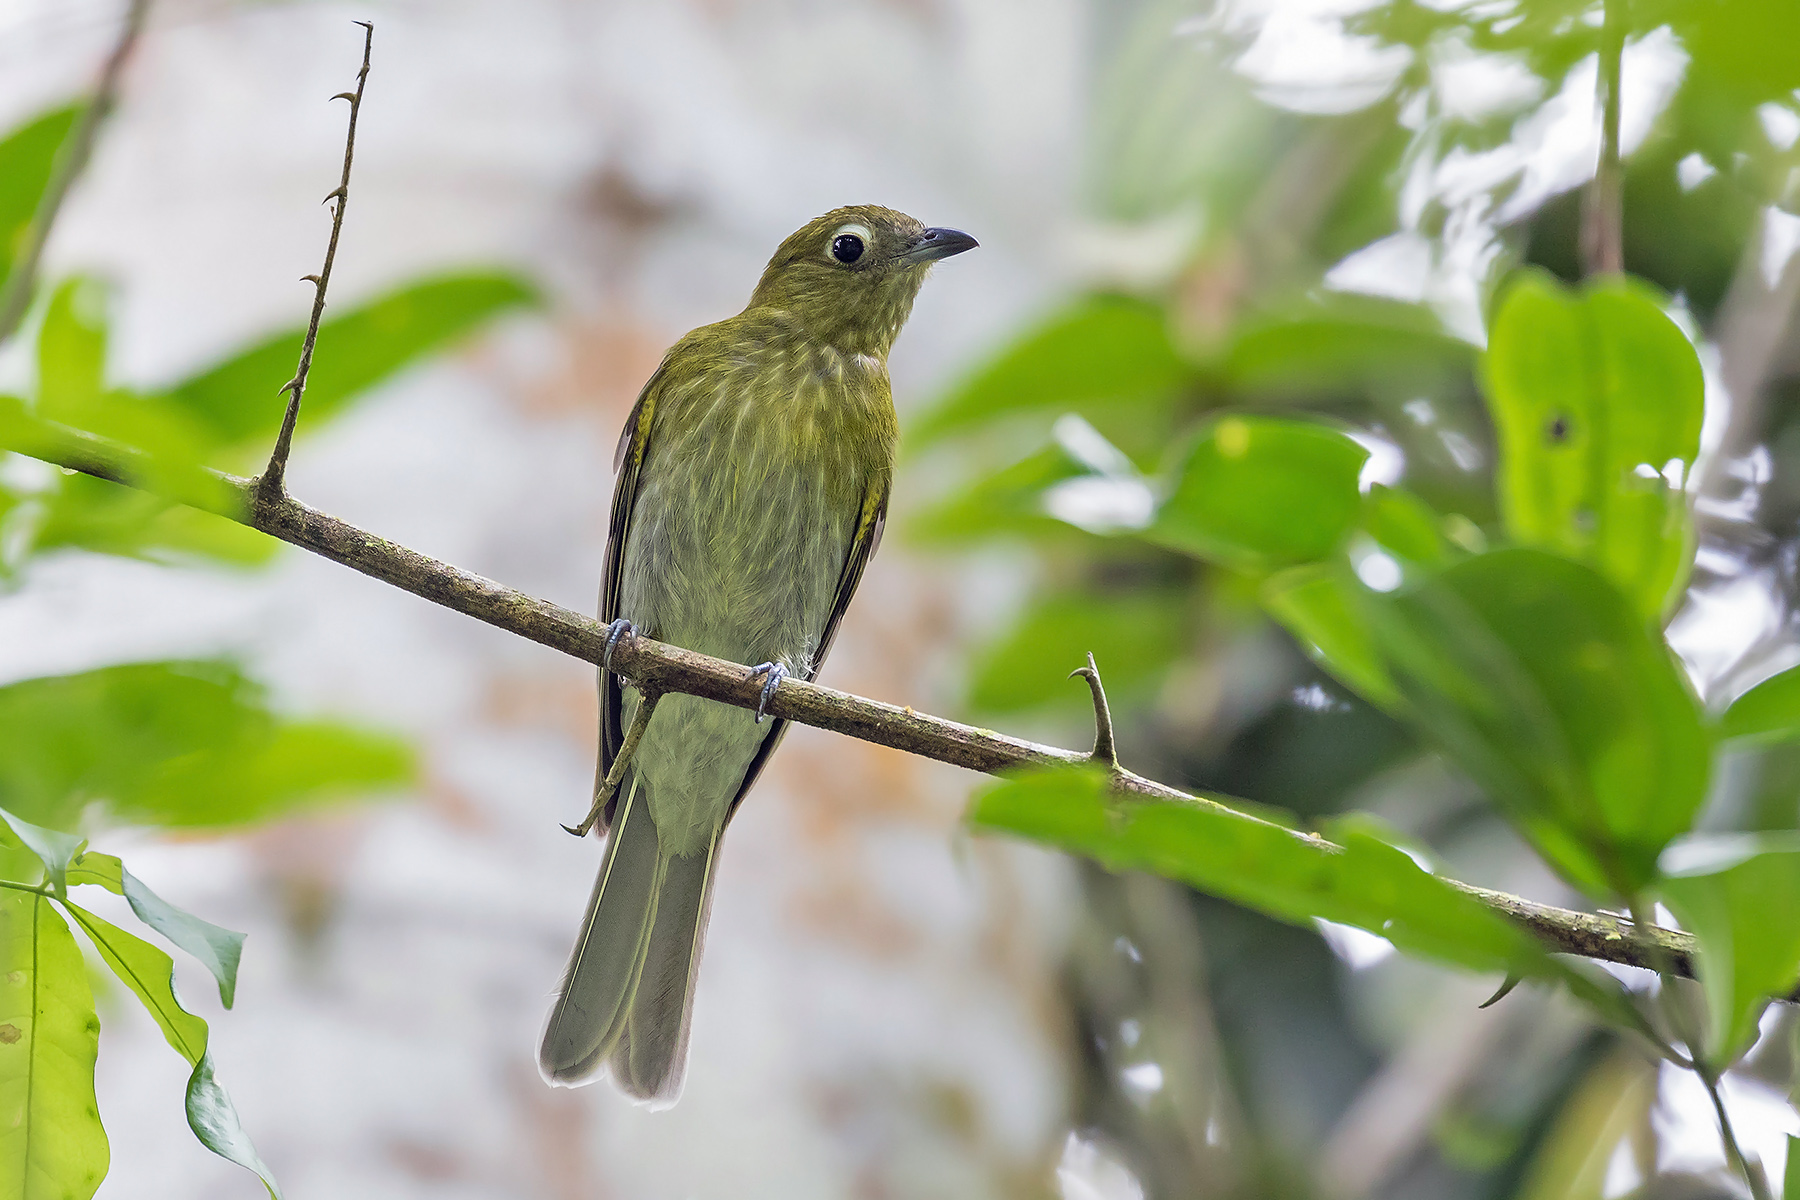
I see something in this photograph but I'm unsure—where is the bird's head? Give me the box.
[746,204,977,358]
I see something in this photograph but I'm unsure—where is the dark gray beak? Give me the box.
[902,227,979,263]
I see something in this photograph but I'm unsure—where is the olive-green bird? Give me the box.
[539,205,977,1103]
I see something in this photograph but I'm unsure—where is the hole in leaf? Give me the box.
[1547,414,1571,443]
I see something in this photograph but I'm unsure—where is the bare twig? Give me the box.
[0,0,150,346]
[252,21,373,506]
[3,411,1741,987]
[1580,0,1626,276]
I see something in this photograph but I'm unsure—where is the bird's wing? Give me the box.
[595,361,669,831]
[724,472,890,823]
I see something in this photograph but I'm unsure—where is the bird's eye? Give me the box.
[831,234,865,264]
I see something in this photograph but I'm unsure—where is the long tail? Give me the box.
[538,773,722,1106]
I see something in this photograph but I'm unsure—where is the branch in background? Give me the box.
[254,20,373,505]
[8,410,1718,986]
[0,0,150,345]
[1580,0,1626,276]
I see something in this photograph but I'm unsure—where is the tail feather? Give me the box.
[540,776,664,1084]
[610,832,721,1106]
[539,775,724,1104]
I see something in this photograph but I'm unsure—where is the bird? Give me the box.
[539,205,977,1104]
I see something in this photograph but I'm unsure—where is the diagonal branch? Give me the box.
[253,20,374,506]
[0,0,151,346]
[4,410,1717,986]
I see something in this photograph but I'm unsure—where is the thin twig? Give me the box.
[5,412,1752,988]
[1580,0,1626,276]
[252,21,373,506]
[0,0,150,346]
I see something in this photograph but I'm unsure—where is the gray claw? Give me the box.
[745,661,788,723]
[603,618,637,670]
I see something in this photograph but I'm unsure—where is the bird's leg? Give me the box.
[563,689,662,838]
[602,617,638,671]
[744,661,788,724]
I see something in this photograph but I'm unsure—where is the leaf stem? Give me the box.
[1581,0,1626,275]
[0,0,150,346]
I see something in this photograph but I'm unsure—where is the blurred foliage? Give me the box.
[923,0,1800,1196]
[0,89,534,1199]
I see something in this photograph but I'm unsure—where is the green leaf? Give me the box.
[1786,1134,1800,1200]
[60,900,207,1066]
[909,294,1191,447]
[0,106,78,287]
[0,890,108,1200]
[1366,548,1709,896]
[1363,484,1449,566]
[967,589,1186,714]
[1657,834,1800,1065]
[0,805,83,894]
[186,1050,282,1199]
[118,719,413,829]
[1262,561,1399,710]
[165,271,538,449]
[67,852,244,1009]
[36,278,106,419]
[0,661,412,834]
[1223,300,1475,400]
[1719,665,1800,747]
[1149,415,1369,570]
[27,474,272,569]
[1482,272,1703,622]
[906,442,1093,546]
[967,767,1638,1031]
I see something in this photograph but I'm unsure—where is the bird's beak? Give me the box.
[902,227,979,263]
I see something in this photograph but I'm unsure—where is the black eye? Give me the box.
[831,234,865,264]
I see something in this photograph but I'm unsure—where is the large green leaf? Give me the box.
[1657,834,1800,1066]
[1482,273,1703,622]
[968,766,1536,970]
[0,891,108,1200]
[1719,665,1800,748]
[1262,561,1399,710]
[165,272,538,449]
[909,294,1191,447]
[968,767,1639,1032]
[1366,549,1709,896]
[1149,415,1369,570]
[61,901,207,1066]
[0,106,78,289]
[967,589,1187,714]
[0,661,412,833]
[67,852,244,1009]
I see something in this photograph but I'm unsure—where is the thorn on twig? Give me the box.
[1070,652,1119,771]
[1479,973,1522,1009]
[331,92,358,103]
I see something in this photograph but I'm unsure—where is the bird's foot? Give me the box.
[602,618,638,671]
[562,806,604,839]
[744,661,788,724]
